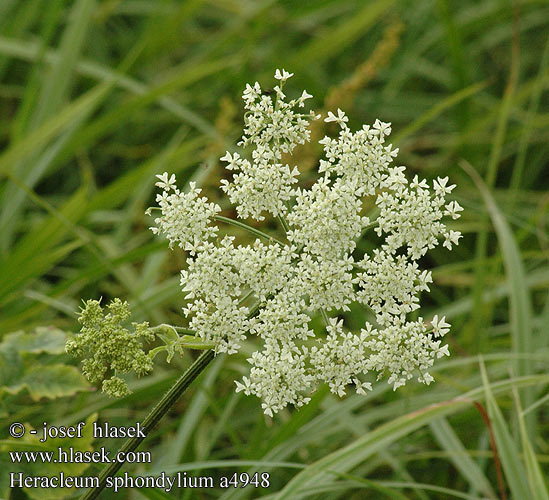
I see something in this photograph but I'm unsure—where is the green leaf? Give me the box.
[138,488,178,500]
[0,0,98,250]
[0,343,24,389]
[515,389,549,500]
[0,187,88,305]
[3,327,67,354]
[0,364,89,400]
[0,326,88,399]
[328,472,409,500]
[0,35,217,137]
[20,365,89,401]
[290,0,396,65]
[27,0,96,130]
[0,81,111,180]
[393,80,488,144]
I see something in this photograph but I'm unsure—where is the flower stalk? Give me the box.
[79,349,215,500]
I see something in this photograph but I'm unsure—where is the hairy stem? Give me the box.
[80,290,266,500]
[79,349,215,500]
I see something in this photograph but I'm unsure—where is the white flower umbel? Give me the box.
[220,148,300,220]
[181,236,244,302]
[146,177,221,254]
[236,338,313,417]
[287,177,368,258]
[235,241,297,302]
[295,253,355,312]
[184,297,251,355]
[319,116,399,196]
[309,318,372,397]
[363,319,449,390]
[376,174,463,259]
[251,292,314,343]
[354,249,433,326]
[148,70,462,416]
[220,72,318,220]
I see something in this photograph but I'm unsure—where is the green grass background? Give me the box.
[0,0,548,499]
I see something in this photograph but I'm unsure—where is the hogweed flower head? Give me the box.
[66,298,155,397]
[147,70,462,416]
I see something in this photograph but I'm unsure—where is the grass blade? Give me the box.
[461,160,534,419]
[513,386,549,500]
[289,0,396,65]
[480,360,530,500]
[0,81,112,180]
[429,417,497,499]
[273,374,548,499]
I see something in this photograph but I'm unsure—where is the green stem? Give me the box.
[320,309,330,326]
[79,349,215,500]
[278,214,290,233]
[214,214,285,246]
[179,335,216,350]
[361,219,379,235]
[81,290,265,499]
[151,324,196,336]
[171,326,197,335]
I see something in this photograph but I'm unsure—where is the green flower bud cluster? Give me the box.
[66,298,155,397]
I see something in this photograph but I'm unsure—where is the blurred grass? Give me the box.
[0,0,547,499]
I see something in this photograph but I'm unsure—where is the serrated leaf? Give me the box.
[19,365,89,400]
[0,363,88,400]
[3,327,67,354]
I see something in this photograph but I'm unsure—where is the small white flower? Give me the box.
[155,172,176,191]
[297,90,313,107]
[274,68,294,81]
[431,315,451,337]
[444,200,464,220]
[375,173,463,259]
[221,70,318,220]
[324,108,349,126]
[372,119,391,136]
[433,176,455,195]
[443,230,462,250]
[220,151,241,170]
[242,82,261,105]
[355,250,430,325]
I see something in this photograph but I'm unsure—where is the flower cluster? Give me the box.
[148,70,462,416]
[376,175,463,259]
[146,175,221,254]
[219,70,318,220]
[66,299,155,397]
